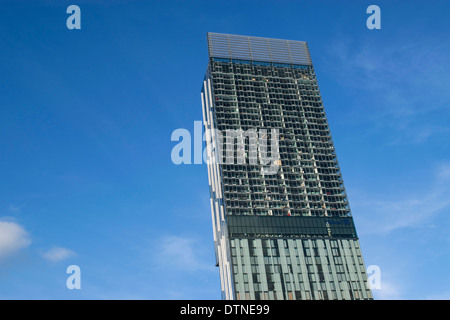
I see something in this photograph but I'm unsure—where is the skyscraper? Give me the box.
[201,33,372,300]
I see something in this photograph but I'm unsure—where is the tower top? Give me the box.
[207,32,312,66]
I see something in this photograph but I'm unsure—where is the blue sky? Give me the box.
[0,0,449,299]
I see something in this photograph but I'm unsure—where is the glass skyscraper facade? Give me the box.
[201,33,372,300]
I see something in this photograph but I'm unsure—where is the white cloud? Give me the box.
[41,247,76,262]
[326,36,450,144]
[8,204,25,213]
[373,279,403,300]
[0,219,31,260]
[436,163,450,182]
[156,235,214,273]
[356,191,450,235]
[354,163,450,235]
[426,291,450,300]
